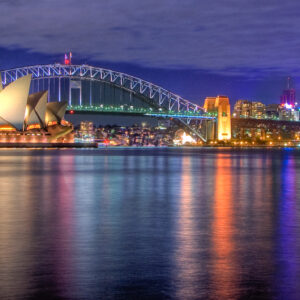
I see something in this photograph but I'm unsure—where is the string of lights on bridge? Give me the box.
[67,105,217,119]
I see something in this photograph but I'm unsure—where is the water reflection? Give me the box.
[0,149,300,299]
[210,154,238,299]
[276,155,300,299]
[175,156,201,299]
[0,154,36,299]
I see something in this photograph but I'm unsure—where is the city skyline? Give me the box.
[1,2,300,300]
[1,1,300,104]
[0,48,296,107]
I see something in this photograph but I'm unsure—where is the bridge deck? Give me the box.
[67,106,216,119]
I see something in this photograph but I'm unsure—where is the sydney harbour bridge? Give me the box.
[0,64,218,142]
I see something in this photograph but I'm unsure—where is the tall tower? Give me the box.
[280,77,296,107]
[215,96,231,140]
[204,95,231,140]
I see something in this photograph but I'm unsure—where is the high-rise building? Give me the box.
[251,102,266,118]
[233,100,252,117]
[280,77,296,107]
[278,106,300,121]
[265,104,280,119]
[233,100,265,118]
[280,89,296,107]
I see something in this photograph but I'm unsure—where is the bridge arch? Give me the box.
[1,64,211,141]
[1,64,204,112]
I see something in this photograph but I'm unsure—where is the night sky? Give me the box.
[0,0,299,105]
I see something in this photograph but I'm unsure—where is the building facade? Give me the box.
[233,100,266,118]
[204,95,231,140]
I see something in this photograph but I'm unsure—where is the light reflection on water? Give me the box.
[211,155,237,300]
[0,148,300,299]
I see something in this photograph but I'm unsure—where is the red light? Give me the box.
[70,110,74,114]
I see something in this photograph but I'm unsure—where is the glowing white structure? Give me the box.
[0,74,67,131]
[25,91,48,128]
[0,74,32,130]
[45,102,68,124]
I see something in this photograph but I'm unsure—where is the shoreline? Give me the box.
[0,143,299,149]
[0,142,98,148]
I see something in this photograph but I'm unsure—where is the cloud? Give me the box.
[1,0,300,76]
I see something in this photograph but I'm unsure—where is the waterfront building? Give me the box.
[233,100,265,118]
[25,91,48,128]
[265,104,280,119]
[0,74,73,143]
[0,74,31,130]
[233,100,252,118]
[251,102,266,118]
[76,121,95,142]
[80,121,94,132]
[279,106,300,121]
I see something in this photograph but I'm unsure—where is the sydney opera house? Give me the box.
[0,74,73,144]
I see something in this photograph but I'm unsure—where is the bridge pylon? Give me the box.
[204,95,231,140]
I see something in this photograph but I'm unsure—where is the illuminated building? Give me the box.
[279,104,299,121]
[45,102,68,124]
[280,89,296,107]
[215,96,231,140]
[280,77,296,107]
[204,95,231,140]
[233,100,265,118]
[251,102,266,118]
[0,74,73,144]
[80,121,94,132]
[76,121,95,142]
[173,129,196,145]
[25,90,48,128]
[203,97,217,112]
[0,74,31,130]
[233,100,251,118]
[265,104,280,119]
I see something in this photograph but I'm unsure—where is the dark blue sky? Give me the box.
[0,0,299,106]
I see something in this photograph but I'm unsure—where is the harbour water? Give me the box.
[0,148,300,299]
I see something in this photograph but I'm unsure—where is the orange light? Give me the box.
[0,125,16,131]
[47,121,58,126]
[27,124,41,130]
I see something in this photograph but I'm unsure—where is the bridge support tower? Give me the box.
[204,95,231,140]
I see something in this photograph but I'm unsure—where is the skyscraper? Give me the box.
[280,77,296,107]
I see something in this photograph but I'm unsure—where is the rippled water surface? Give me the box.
[0,148,300,300]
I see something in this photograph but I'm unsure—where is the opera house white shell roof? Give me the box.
[0,74,31,130]
[0,74,67,130]
[25,90,48,128]
[45,102,68,124]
